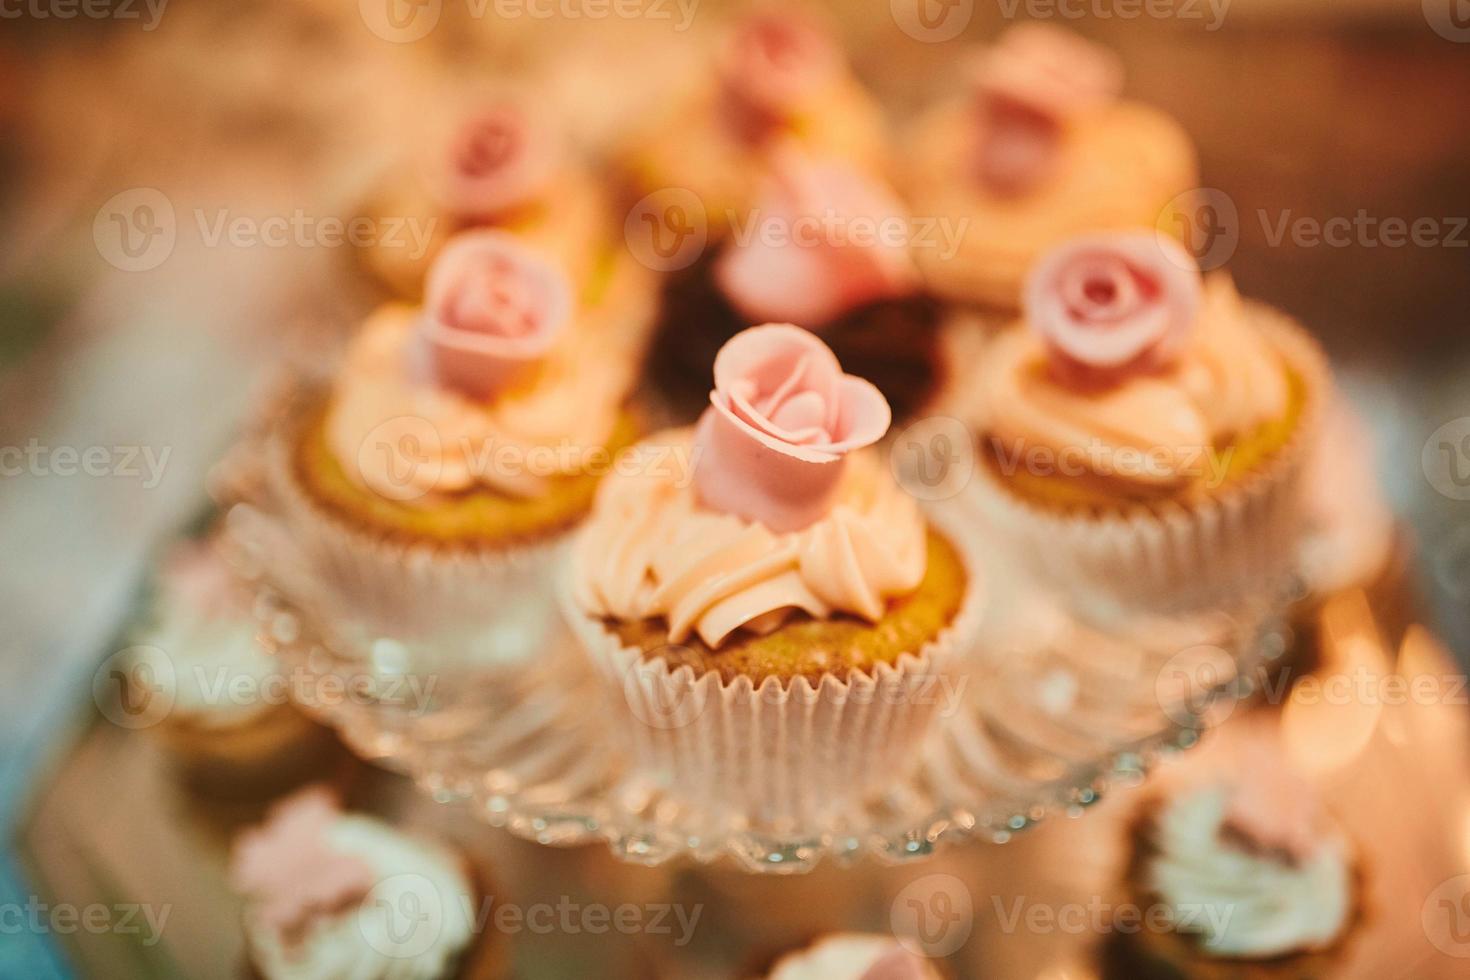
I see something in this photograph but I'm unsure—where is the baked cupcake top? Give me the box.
[230,786,478,980]
[574,324,928,649]
[983,231,1295,499]
[627,9,887,229]
[1140,728,1354,960]
[714,149,919,329]
[327,230,640,503]
[765,933,942,979]
[128,539,276,728]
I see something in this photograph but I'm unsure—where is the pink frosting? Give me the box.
[163,539,244,618]
[1023,231,1202,387]
[969,24,1123,195]
[715,152,916,328]
[1219,734,1326,866]
[431,103,557,219]
[718,10,841,142]
[229,787,375,940]
[860,947,936,980]
[417,230,572,401]
[693,324,891,533]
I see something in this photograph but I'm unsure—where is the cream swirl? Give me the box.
[985,274,1289,491]
[575,430,924,648]
[327,299,634,502]
[1147,782,1352,959]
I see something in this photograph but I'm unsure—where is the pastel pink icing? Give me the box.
[969,24,1123,195]
[431,103,557,219]
[163,539,244,619]
[229,787,375,940]
[1023,231,1202,387]
[718,11,841,142]
[417,230,572,401]
[1218,732,1325,865]
[714,152,916,328]
[694,324,891,533]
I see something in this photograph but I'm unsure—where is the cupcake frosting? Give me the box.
[232,787,478,980]
[327,233,637,502]
[985,234,1290,492]
[1144,735,1353,959]
[575,325,925,648]
[426,102,559,220]
[766,934,941,980]
[130,540,277,727]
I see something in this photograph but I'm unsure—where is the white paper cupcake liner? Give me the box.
[559,516,986,833]
[968,306,1328,619]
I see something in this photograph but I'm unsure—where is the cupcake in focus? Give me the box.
[355,99,611,303]
[762,934,945,979]
[567,324,981,829]
[272,230,647,637]
[124,537,334,795]
[1103,726,1360,979]
[650,149,945,421]
[230,786,505,980]
[899,24,1198,310]
[971,231,1326,614]
[623,8,887,238]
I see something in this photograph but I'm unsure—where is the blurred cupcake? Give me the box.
[651,149,944,420]
[1104,727,1360,979]
[899,24,1198,310]
[970,231,1326,613]
[762,933,945,978]
[270,230,647,636]
[623,7,887,238]
[356,99,611,302]
[566,324,982,829]
[230,786,505,979]
[126,538,333,794]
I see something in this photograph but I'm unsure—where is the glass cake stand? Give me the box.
[218,449,1298,874]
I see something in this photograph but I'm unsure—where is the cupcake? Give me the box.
[899,24,1198,310]
[650,148,945,421]
[762,934,945,979]
[355,99,611,303]
[230,786,505,979]
[267,229,647,640]
[566,324,982,830]
[124,537,334,794]
[622,8,887,239]
[970,231,1326,615]
[1104,727,1360,979]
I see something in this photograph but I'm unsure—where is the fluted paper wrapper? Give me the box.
[970,307,1328,618]
[256,415,570,648]
[560,524,985,832]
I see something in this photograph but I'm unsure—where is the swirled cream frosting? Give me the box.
[573,430,926,649]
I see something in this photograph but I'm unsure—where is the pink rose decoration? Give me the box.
[718,11,841,142]
[430,104,557,219]
[860,947,936,980]
[694,323,891,532]
[1024,232,1201,387]
[229,787,375,939]
[419,230,572,400]
[1219,731,1325,866]
[714,151,917,328]
[968,24,1123,195]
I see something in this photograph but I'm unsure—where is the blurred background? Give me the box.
[1,1,1468,976]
